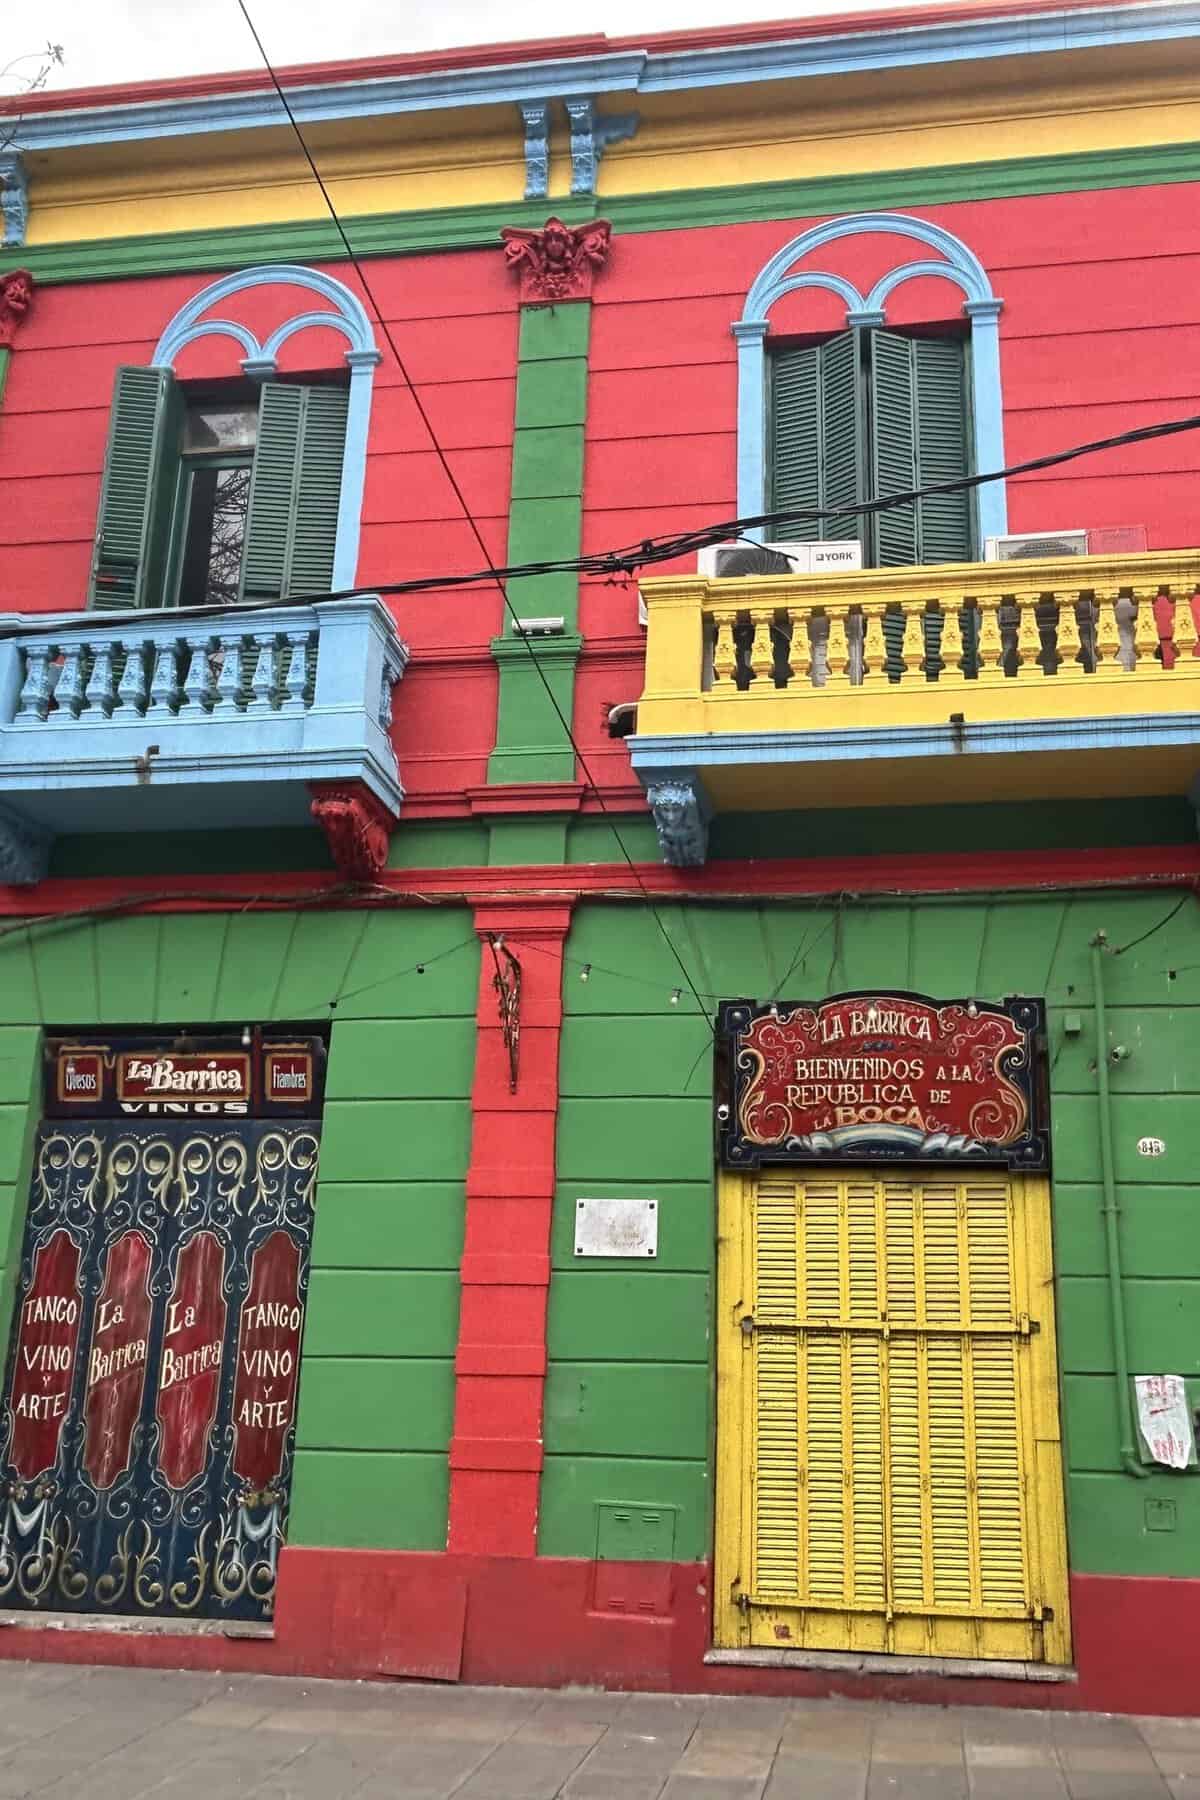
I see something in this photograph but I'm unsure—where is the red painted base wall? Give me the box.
[0,1553,1195,1716]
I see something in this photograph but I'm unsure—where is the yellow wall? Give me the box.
[20,35,1200,246]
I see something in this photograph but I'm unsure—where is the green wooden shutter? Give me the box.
[911,335,972,566]
[240,383,349,601]
[87,366,182,610]
[771,332,864,543]
[869,330,971,568]
[869,330,971,675]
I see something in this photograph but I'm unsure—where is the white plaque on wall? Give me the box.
[574,1197,658,1259]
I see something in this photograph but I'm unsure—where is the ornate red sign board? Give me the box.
[155,1232,228,1490]
[232,1231,304,1492]
[83,1230,153,1489]
[719,992,1048,1170]
[7,1229,84,1478]
[117,1052,250,1105]
[44,1035,326,1117]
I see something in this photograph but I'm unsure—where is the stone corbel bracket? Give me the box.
[516,98,639,199]
[645,772,713,868]
[566,98,638,196]
[519,101,551,200]
[0,801,51,887]
[0,155,29,249]
[310,781,397,884]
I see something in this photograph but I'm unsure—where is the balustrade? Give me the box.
[11,622,320,727]
[702,583,1200,694]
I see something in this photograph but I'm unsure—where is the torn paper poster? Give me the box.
[1134,1374,1196,1470]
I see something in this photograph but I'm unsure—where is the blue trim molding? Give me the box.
[642,769,713,867]
[632,715,1200,772]
[152,264,380,590]
[9,5,1200,150]
[0,154,28,249]
[735,211,1007,547]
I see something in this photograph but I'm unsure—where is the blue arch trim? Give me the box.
[151,265,380,590]
[736,211,1007,546]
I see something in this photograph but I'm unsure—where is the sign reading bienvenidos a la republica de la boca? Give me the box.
[719,992,1048,1169]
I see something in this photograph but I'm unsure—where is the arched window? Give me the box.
[734,213,1006,562]
[88,265,379,610]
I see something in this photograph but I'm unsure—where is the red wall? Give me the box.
[3,182,1199,807]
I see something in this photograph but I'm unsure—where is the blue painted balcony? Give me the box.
[0,596,407,884]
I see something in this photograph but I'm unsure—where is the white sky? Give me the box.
[3,0,883,94]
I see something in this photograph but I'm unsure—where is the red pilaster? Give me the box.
[447,900,573,1557]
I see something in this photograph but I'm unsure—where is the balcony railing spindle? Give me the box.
[711,608,738,686]
[900,600,924,682]
[50,644,86,722]
[748,608,774,685]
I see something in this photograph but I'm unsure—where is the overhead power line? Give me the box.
[232,0,715,1034]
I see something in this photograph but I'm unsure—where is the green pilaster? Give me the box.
[488,303,591,786]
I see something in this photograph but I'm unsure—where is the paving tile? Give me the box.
[531,1690,626,1726]
[658,1779,769,1800]
[701,1699,792,1734]
[1056,1746,1166,1772]
[781,1705,875,1760]
[1154,1755,1200,1780]
[510,1715,611,1749]
[765,1751,868,1798]
[867,1764,969,1799]
[967,1772,1068,1800]
[1138,1721,1200,1750]
[872,1737,964,1767]
[1052,1718,1146,1749]
[967,1743,1058,1768]
[618,1692,712,1735]
[452,1740,595,1799]
[964,1710,1057,1747]
[563,1777,669,1800]
[1060,1773,1171,1799]
[674,1729,778,1780]
[354,1742,495,1797]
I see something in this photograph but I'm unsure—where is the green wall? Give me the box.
[546,892,1200,1577]
[0,905,478,1554]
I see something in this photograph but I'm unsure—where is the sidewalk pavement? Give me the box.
[0,1661,1195,1799]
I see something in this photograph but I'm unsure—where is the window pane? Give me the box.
[178,465,252,606]
[183,405,258,454]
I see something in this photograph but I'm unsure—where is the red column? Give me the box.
[447,900,573,1557]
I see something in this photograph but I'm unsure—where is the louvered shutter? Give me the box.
[87,366,182,610]
[869,331,971,673]
[910,335,972,565]
[240,383,349,602]
[770,332,863,543]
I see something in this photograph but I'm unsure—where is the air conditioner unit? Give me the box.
[697,540,862,577]
[984,530,1088,561]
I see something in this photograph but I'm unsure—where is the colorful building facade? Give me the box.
[1,0,1199,1715]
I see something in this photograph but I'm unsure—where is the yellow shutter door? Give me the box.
[714,1168,1070,1666]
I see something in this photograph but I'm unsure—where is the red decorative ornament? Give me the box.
[155,1231,227,1491]
[500,217,612,304]
[7,1230,83,1480]
[310,781,395,883]
[0,269,34,350]
[232,1231,303,1493]
[83,1229,153,1490]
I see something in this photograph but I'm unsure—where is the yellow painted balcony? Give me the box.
[628,552,1200,863]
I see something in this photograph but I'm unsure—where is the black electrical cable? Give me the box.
[232,0,716,1035]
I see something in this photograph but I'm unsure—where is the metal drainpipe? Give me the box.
[1090,932,1147,1479]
